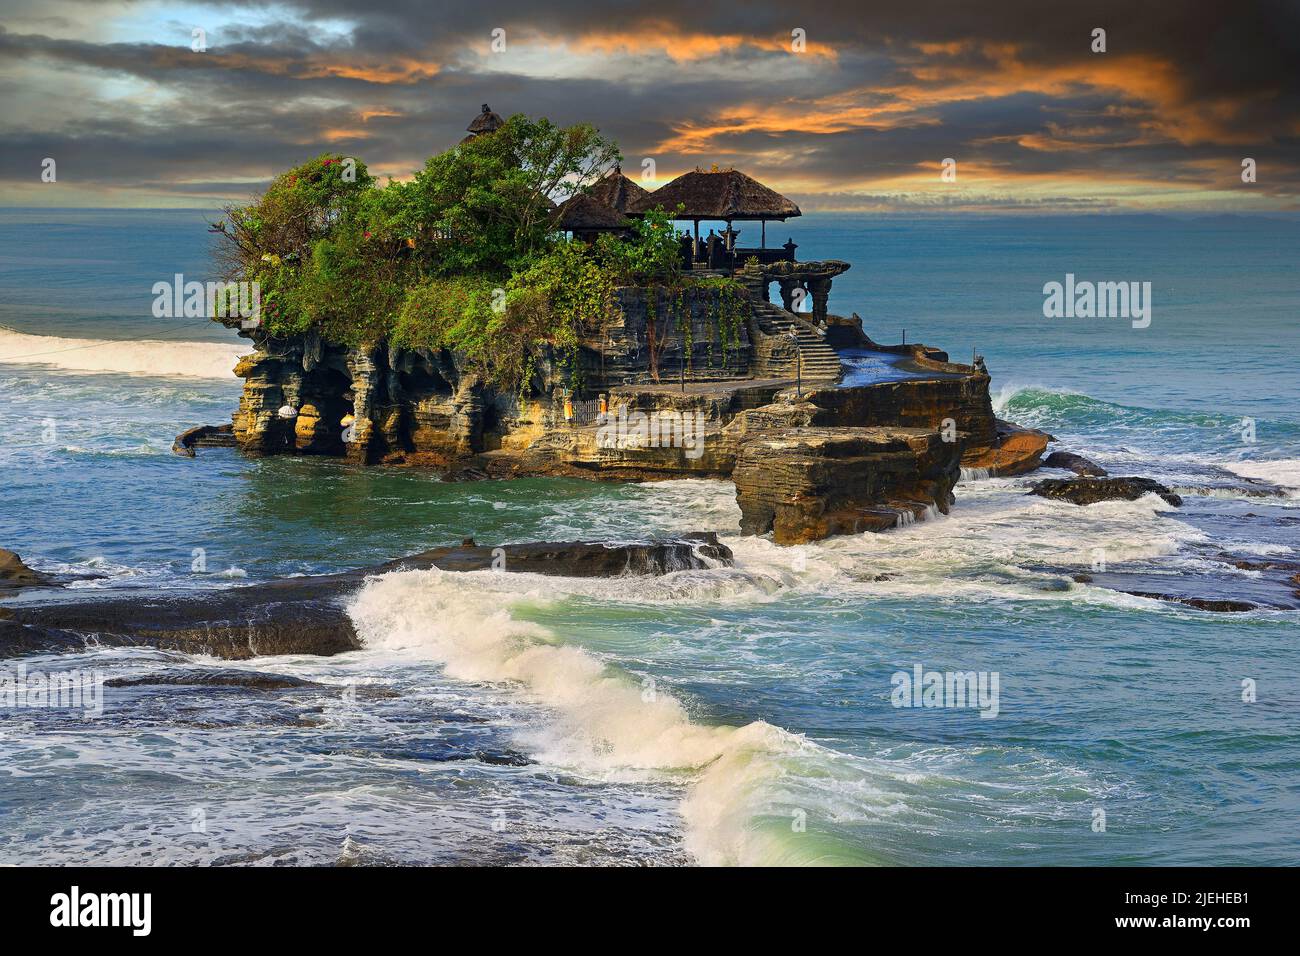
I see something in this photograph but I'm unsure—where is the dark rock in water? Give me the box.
[172,423,236,457]
[0,533,732,660]
[1043,451,1108,476]
[0,549,54,590]
[1122,592,1257,613]
[377,532,732,577]
[0,574,362,661]
[104,670,324,690]
[1030,477,1182,507]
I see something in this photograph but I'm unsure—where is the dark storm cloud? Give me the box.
[0,0,1296,206]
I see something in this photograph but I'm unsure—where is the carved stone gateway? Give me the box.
[759,260,851,324]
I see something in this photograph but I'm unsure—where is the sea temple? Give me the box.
[187,103,1055,545]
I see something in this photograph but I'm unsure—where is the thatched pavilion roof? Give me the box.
[466,104,505,135]
[557,193,631,232]
[630,167,802,221]
[585,165,650,214]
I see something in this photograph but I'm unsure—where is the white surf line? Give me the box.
[0,325,246,379]
[346,567,825,866]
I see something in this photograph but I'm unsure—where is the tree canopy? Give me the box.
[211,112,733,392]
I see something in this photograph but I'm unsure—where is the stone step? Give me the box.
[747,300,843,381]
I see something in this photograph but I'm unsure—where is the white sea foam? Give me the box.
[1225,459,1300,496]
[346,567,835,865]
[0,328,246,379]
[341,461,1232,865]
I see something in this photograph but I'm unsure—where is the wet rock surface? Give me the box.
[1030,476,1183,507]
[104,669,325,690]
[378,532,732,577]
[1042,450,1108,476]
[171,423,236,457]
[0,534,733,660]
[1032,501,1300,612]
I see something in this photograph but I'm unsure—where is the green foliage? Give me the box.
[211,118,753,394]
[398,114,619,277]
[692,275,748,353]
[595,203,684,285]
[389,240,614,392]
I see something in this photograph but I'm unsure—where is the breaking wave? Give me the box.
[346,567,869,865]
[0,328,245,379]
[1225,459,1300,497]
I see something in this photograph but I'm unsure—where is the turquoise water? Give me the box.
[1,209,1297,866]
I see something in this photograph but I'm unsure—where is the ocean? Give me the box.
[1,208,1297,866]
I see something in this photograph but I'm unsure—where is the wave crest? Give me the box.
[0,328,245,379]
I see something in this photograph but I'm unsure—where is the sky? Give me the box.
[1,0,1297,211]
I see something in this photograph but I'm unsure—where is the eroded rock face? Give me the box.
[1030,477,1183,507]
[803,375,997,448]
[209,286,1023,548]
[0,549,53,590]
[963,419,1052,476]
[732,427,963,544]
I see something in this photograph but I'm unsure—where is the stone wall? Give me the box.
[598,285,753,385]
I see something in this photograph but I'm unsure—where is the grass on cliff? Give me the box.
[211,115,748,392]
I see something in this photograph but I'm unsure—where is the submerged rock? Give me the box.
[1043,450,1108,476]
[104,670,324,690]
[1029,476,1182,507]
[377,532,732,577]
[1122,592,1257,613]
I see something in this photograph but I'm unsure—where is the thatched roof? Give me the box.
[557,193,630,232]
[466,104,504,135]
[585,165,650,214]
[630,167,801,221]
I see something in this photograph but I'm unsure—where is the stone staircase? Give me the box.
[749,301,843,382]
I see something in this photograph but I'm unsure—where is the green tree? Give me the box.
[399,114,619,277]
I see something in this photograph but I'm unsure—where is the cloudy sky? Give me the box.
[2,0,1297,210]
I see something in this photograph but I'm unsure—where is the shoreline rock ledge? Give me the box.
[0,535,732,660]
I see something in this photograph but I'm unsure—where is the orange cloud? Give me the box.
[654,40,1257,162]
[556,22,837,62]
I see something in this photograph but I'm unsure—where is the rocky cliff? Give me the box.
[208,276,1030,543]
